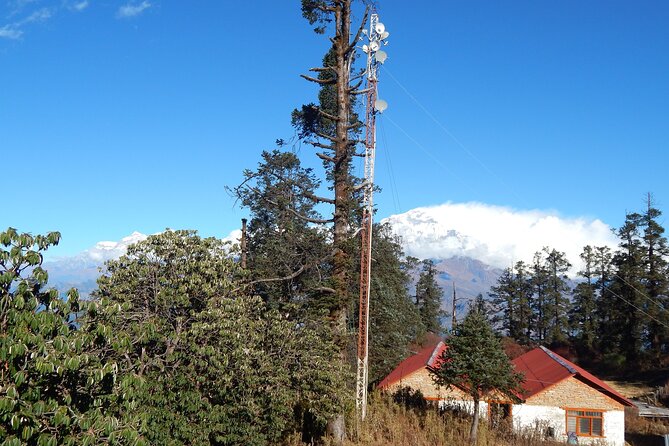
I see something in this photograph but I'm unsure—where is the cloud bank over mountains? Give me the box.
[383,202,619,272]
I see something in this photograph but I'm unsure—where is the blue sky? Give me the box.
[2,1,668,257]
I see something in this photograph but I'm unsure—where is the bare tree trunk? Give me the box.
[470,395,480,444]
[326,414,346,443]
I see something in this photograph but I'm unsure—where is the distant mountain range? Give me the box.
[43,202,611,308]
[44,232,147,298]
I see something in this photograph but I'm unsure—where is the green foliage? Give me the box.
[414,260,444,334]
[229,150,332,309]
[0,228,142,446]
[430,311,523,403]
[489,261,534,344]
[569,246,599,351]
[89,230,347,445]
[429,310,523,442]
[367,224,423,384]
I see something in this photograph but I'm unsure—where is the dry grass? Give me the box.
[625,407,669,436]
[605,380,654,399]
[284,393,565,446]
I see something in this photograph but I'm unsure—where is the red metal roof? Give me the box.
[378,343,634,407]
[512,346,634,407]
[377,341,446,389]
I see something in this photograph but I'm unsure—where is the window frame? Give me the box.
[564,408,604,438]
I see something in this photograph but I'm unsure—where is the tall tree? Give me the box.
[293,0,368,337]
[640,195,669,358]
[230,150,331,309]
[489,261,533,344]
[429,310,523,444]
[570,246,599,351]
[530,251,550,342]
[605,213,646,363]
[543,248,572,344]
[414,259,444,334]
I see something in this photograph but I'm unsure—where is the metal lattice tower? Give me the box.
[356,12,388,421]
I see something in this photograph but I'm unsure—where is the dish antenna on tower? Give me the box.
[374,99,388,112]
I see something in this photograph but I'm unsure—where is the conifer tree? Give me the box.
[543,248,572,344]
[414,259,445,334]
[570,246,599,351]
[367,223,423,384]
[429,310,523,444]
[640,195,669,358]
[605,213,646,363]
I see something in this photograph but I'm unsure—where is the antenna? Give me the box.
[356,10,389,422]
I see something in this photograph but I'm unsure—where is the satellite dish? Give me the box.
[362,44,369,53]
[381,31,390,40]
[376,50,387,63]
[374,99,388,112]
[375,22,385,34]
[369,41,380,52]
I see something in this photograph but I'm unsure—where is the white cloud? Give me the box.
[23,8,53,23]
[383,202,619,274]
[70,1,89,12]
[0,7,53,39]
[117,1,151,18]
[0,25,22,39]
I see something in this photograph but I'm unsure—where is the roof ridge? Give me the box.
[427,341,445,367]
[539,346,577,374]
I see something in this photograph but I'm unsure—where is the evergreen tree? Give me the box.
[530,251,550,342]
[605,213,646,363]
[90,230,346,445]
[429,310,523,444]
[570,246,599,351]
[414,259,444,334]
[640,195,669,358]
[230,150,331,310]
[488,261,533,344]
[367,224,423,384]
[543,248,572,344]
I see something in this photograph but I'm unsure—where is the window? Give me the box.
[566,409,603,437]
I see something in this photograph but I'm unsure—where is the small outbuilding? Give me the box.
[378,343,635,446]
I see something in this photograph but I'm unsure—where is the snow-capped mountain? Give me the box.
[44,232,148,297]
[41,202,616,305]
[382,202,618,272]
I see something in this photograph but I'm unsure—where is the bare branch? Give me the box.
[348,78,363,92]
[313,287,336,294]
[316,152,336,163]
[309,67,336,73]
[305,192,335,205]
[347,7,369,56]
[316,132,338,143]
[350,87,372,95]
[301,74,336,85]
[318,109,340,121]
[307,141,334,150]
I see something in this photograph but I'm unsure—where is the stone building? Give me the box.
[378,342,634,446]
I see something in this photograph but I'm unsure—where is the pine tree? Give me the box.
[530,251,550,342]
[570,246,599,351]
[606,213,646,363]
[543,248,572,344]
[367,223,423,384]
[429,310,523,444]
[489,261,533,344]
[230,150,331,310]
[414,259,445,334]
[640,195,669,358]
